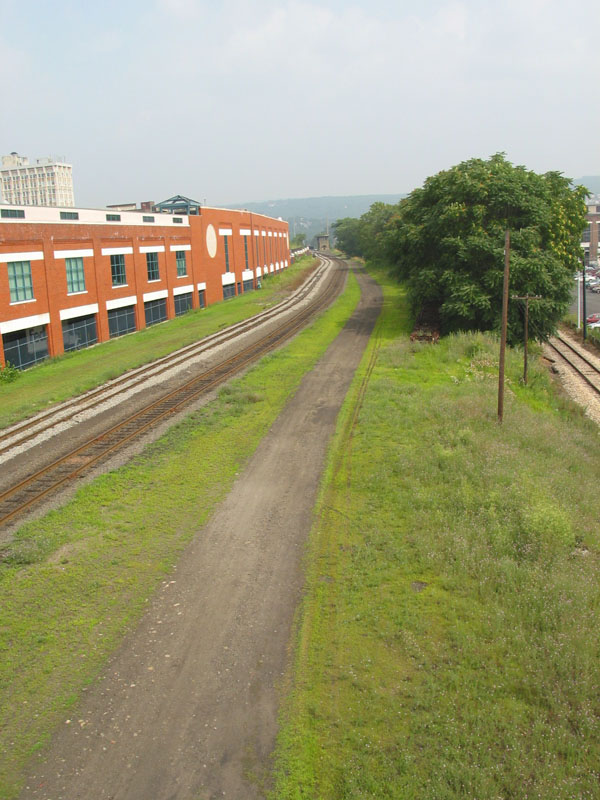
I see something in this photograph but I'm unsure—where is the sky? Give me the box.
[1,0,599,208]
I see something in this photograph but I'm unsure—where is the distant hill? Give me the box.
[228,194,406,246]
[574,176,600,195]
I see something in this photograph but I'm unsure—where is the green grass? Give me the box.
[0,256,318,430]
[272,265,600,799]
[0,268,361,799]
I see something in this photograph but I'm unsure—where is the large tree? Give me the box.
[384,154,587,343]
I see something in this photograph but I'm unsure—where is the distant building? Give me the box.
[0,152,74,207]
[316,234,330,252]
[583,200,600,268]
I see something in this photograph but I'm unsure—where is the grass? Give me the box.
[0,267,361,799]
[272,265,600,799]
[0,256,318,430]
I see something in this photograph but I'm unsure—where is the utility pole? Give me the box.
[498,229,510,423]
[582,256,587,340]
[511,294,542,384]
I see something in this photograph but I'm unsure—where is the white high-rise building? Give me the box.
[0,152,75,207]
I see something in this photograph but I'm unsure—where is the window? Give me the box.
[110,253,127,286]
[224,236,230,272]
[243,235,249,270]
[143,215,155,223]
[7,260,34,303]
[62,314,97,352]
[243,278,254,292]
[60,211,79,220]
[176,250,187,277]
[144,298,167,326]
[146,252,160,281]
[65,257,86,294]
[106,213,121,222]
[223,284,236,300]
[583,225,591,243]
[173,217,183,224]
[2,325,48,369]
[174,292,193,316]
[107,306,136,338]
[198,288,206,308]
[1,208,25,218]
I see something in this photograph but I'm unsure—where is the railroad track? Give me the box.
[548,332,600,396]
[0,255,346,529]
[0,257,330,460]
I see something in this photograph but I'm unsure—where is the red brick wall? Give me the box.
[0,208,290,366]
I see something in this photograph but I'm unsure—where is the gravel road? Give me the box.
[18,264,383,800]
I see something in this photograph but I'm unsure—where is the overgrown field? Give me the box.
[0,256,318,430]
[273,267,600,799]
[0,269,360,799]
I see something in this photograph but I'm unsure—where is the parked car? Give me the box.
[586,313,600,323]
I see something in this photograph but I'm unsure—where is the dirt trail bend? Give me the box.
[19,263,382,800]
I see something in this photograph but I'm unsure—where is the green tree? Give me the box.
[290,232,306,249]
[332,217,363,257]
[385,154,587,343]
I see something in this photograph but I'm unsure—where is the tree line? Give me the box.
[334,154,588,344]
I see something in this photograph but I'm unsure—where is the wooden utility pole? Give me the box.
[511,295,542,384]
[498,230,510,423]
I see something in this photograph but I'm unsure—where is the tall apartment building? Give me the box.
[0,152,74,207]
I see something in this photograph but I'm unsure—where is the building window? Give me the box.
[224,236,230,272]
[7,260,34,303]
[106,213,121,222]
[174,292,193,316]
[173,217,183,224]
[223,284,236,300]
[60,211,79,220]
[107,306,136,338]
[243,278,254,292]
[198,288,206,308]
[144,298,167,326]
[176,250,187,277]
[2,325,48,369]
[110,253,127,286]
[1,208,25,218]
[255,236,259,265]
[143,215,155,223]
[243,235,249,270]
[582,225,591,243]
[146,251,160,281]
[65,256,86,294]
[62,314,97,352]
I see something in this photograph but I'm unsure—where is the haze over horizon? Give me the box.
[1,0,598,209]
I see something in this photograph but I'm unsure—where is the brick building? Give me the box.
[583,199,600,268]
[0,203,289,369]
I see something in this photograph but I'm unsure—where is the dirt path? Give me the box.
[19,264,382,800]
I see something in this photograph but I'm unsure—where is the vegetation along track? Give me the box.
[548,332,600,397]
[0,255,346,530]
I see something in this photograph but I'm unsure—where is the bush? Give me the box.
[0,362,19,384]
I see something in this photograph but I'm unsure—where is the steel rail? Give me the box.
[548,335,600,396]
[0,256,345,528]
[0,259,326,457]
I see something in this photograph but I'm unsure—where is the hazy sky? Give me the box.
[1,0,598,207]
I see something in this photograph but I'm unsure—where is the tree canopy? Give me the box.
[335,154,588,343]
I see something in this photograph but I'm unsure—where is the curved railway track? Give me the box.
[0,255,346,530]
[548,332,600,397]
[0,257,330,459]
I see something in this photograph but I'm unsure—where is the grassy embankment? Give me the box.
[0,256,318,430]
[0,267,361,798]
[272,265,600,799]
